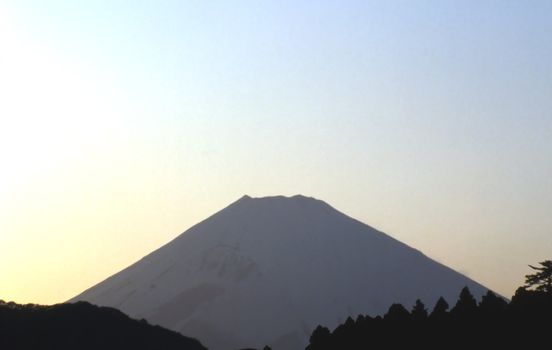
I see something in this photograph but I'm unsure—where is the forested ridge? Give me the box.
[0,300,206,350]
[306,260,552,349]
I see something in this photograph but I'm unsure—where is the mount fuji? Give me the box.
[71,195,489,350]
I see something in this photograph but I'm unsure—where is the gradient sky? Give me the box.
[1,1,551,304]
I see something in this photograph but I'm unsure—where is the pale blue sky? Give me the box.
[0,1,551,303]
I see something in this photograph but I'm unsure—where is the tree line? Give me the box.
[306,260,552,349]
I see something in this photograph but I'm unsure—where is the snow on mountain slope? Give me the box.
[71,195,489,350]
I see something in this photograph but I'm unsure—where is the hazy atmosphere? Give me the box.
[1,0,551,307]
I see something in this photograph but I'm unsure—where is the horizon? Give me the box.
[1,1,551,305]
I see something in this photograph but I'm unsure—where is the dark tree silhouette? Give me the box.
[525,260,552,294]
[450,286,478,318]
[429,296,449,320]
[384,303,410,322]
[411,299,428,321]
[306,325,331,350]
[306,261,552,350]
[479,290,507,315]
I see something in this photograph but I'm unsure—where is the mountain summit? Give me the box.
[72,195,489,350]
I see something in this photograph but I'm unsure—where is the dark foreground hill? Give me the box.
[0,300,206,350]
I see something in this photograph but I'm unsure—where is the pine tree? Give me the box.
[411,299,428,321]
[429,297,449,320]
[450,287,478,318]
[384,303,410,322]
[525,260,552,294]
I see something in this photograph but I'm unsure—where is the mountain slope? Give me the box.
[72,195,490,350]
[0,300,206,350]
